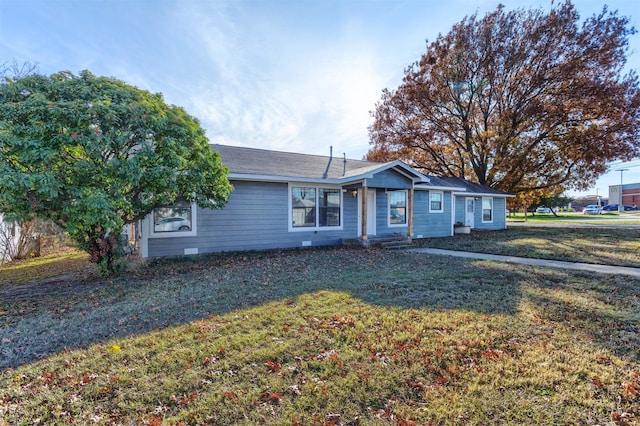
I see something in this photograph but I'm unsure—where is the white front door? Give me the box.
[465,197,475,228]
[357,188,376,237]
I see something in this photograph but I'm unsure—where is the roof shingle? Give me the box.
[212,144,375,180]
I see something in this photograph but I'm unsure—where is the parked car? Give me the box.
[535,206,552,213]
[154,217,191,232]
[601,204,638,211]
[583,205,601,215]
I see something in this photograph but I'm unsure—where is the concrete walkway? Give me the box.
[407,247,640,278]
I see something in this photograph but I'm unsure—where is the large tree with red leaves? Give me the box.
[367,1,640,199]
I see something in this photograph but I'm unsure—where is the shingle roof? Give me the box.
[436,177,511,196]
[212,144,376,180]
[212,144,427,183]
[211,144,511,196]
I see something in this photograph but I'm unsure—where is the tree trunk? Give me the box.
[87,231,121,274]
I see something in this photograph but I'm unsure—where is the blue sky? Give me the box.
[1,0,639,199]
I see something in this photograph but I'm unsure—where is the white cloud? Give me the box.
[162,1,387,158]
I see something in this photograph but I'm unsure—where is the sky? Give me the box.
[1,0,639,200]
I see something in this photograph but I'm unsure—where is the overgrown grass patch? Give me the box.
[1,245,639,424]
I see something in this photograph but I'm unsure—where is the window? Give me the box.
[150,200,197,237]
[291,186,341,230]
[292,187,316,227]
[482,197,493,222]
[388,190,407,226]
[429,191,443,212]
[319,188,341,227]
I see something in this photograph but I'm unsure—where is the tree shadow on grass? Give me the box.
[1,247,638,369]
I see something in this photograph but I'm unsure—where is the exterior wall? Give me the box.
[610,183,640,207]
[373,189,407,236]
[453,195,465,226]
[622,183,640,207]
[453,195,507,231]
[365,169,413,189]
[413,190,453,238]
[146,180,359,257]
[477,197,506,230]
[142,173,508,258]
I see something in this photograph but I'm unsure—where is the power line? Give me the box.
[610,159,640,169]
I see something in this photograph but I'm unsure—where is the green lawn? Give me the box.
[507,211,640,226]
[0,247,92,286]
[1,228,639,425]
[421,226,640,267]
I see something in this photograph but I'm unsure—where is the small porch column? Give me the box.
[407,188,414,239]
[360,185,368,242]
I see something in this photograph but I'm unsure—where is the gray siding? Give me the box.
[413,191,452,238]
[453,195,507,231]
[454,196,466,225]
[476,196,506,230]
[374,189,408,236]
[144,175,506,258]
[148,181,359,257]
[365,169,413,189]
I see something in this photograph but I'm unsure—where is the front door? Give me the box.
[357,188,376,237]
[465,197,475,228]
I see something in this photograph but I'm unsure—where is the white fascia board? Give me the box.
[451,191,514,198]
[338,167,428,185]
[229,163,430,186]
[229,173,343,185]
[416,185,467,192]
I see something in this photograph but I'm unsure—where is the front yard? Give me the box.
[1,228,639,424]
[422,226,640,267]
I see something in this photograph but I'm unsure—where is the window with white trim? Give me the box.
[150,200,197,237]
[429,191,443,212]
[291,186,341,230]
[388,190,407,226]
[482,197,493,222]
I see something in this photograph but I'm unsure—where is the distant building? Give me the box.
[609,182,640,206]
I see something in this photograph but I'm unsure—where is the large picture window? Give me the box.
[291,186,341,230]
[429,191,443,212]
[150,200,197,237]
[482,197,493,222]
[388,190,407,226]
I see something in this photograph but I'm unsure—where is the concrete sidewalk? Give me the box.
[407,247,640,278]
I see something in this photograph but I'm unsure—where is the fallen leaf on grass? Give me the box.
[265,360,282,373]
[172,392,197,408]
[257,392,282,405]
[222,391,239,402]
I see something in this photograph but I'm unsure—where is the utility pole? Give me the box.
[616,169,628,212]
